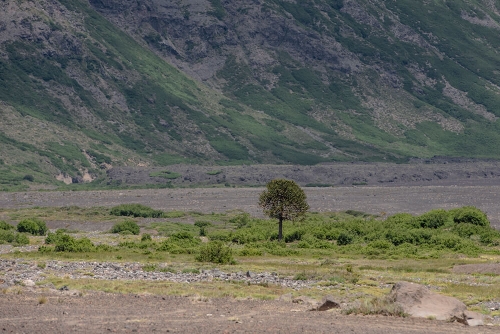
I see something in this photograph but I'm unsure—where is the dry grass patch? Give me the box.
[343,296,408,317]
[41,277,304,300]
[442,283,500,306]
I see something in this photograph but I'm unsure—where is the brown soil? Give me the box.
[0,290,495,334]
[453,263,500,275]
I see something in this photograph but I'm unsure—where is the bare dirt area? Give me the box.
[0,290,495,334]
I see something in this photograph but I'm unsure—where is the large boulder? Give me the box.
[389,282,483,326]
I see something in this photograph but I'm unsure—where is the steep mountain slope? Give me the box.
[1,0,500,189]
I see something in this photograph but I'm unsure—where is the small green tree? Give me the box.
[259,179,309,241]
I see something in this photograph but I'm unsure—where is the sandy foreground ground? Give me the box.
[0,291,497,334]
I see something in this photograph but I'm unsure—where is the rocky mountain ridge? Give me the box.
[1,0,500,189]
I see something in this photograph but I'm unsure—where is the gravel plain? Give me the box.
[1,184,500,228]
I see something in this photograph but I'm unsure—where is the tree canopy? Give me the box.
[258,179,309,241]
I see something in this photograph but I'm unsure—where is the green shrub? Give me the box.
[0,230,15,244]
[416,209,450,229]
[111,220,140,235]
[15,233,30,245]
[194,221,212,236]
[238,247,263,256]
[141,233,152,242]
[0,221,14,230]
[157,232,201,254]
[54,234,95,252]
[110,204,164,218]
[17,218,48,236]
[196,241,235,264]
[452,223,483,238]
[431,233,464,250]
[451,206,489,227]
[208,230,232,242]
[229,213,251,228]
[385,229,414,246]
[337,232,354,245]
[479,230,500,246]
[0,230,29,245]
[45,229,68,244]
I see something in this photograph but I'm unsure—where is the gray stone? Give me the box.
[389,281,480,325]
[279,293,293,302]
[292,296,317,306]
[23,279,35,287]
[314,296,340,311]
[463,310,484,327]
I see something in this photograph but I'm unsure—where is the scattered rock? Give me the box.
[278,293,293,302]
[312,296,340,311]
[23,279,35,287]
[389,281,482,326]
[292,296,317,306]
[462,310,484,327]
[0,260,315,290]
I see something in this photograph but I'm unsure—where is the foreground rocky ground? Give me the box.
[0,288,498,334]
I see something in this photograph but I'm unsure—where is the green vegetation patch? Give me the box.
[110,204,164,218]
[111,220,140,235]
[17,218,48,236]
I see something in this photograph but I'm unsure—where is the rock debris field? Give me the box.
[0,259,317,290]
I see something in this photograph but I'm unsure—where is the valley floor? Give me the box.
[1,183,500,228]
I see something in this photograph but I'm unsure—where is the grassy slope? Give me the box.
[1,0,500,189]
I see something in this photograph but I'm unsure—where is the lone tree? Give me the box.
[259,179,309,241]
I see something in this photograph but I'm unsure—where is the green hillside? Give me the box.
[1,0,500,189]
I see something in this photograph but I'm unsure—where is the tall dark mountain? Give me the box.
[1,0,500,189]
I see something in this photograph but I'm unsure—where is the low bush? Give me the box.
[229,213,251,228]
[141,233,152,242]
[110,204,164,218]
[45,229,68,244]
[451,206,489,227]
[196,241,235,264]
[17,218,48,236]
[0,230,29,245]
[238,246,263,256]
[111,220,140,235]
[337,232,354,245]
[194,221,212,236]
[157,232,201,254]
[53,234,96,252]
[0,221,14,230]
[415,209,450,229]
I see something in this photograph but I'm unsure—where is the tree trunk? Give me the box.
[278,216,283,241]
